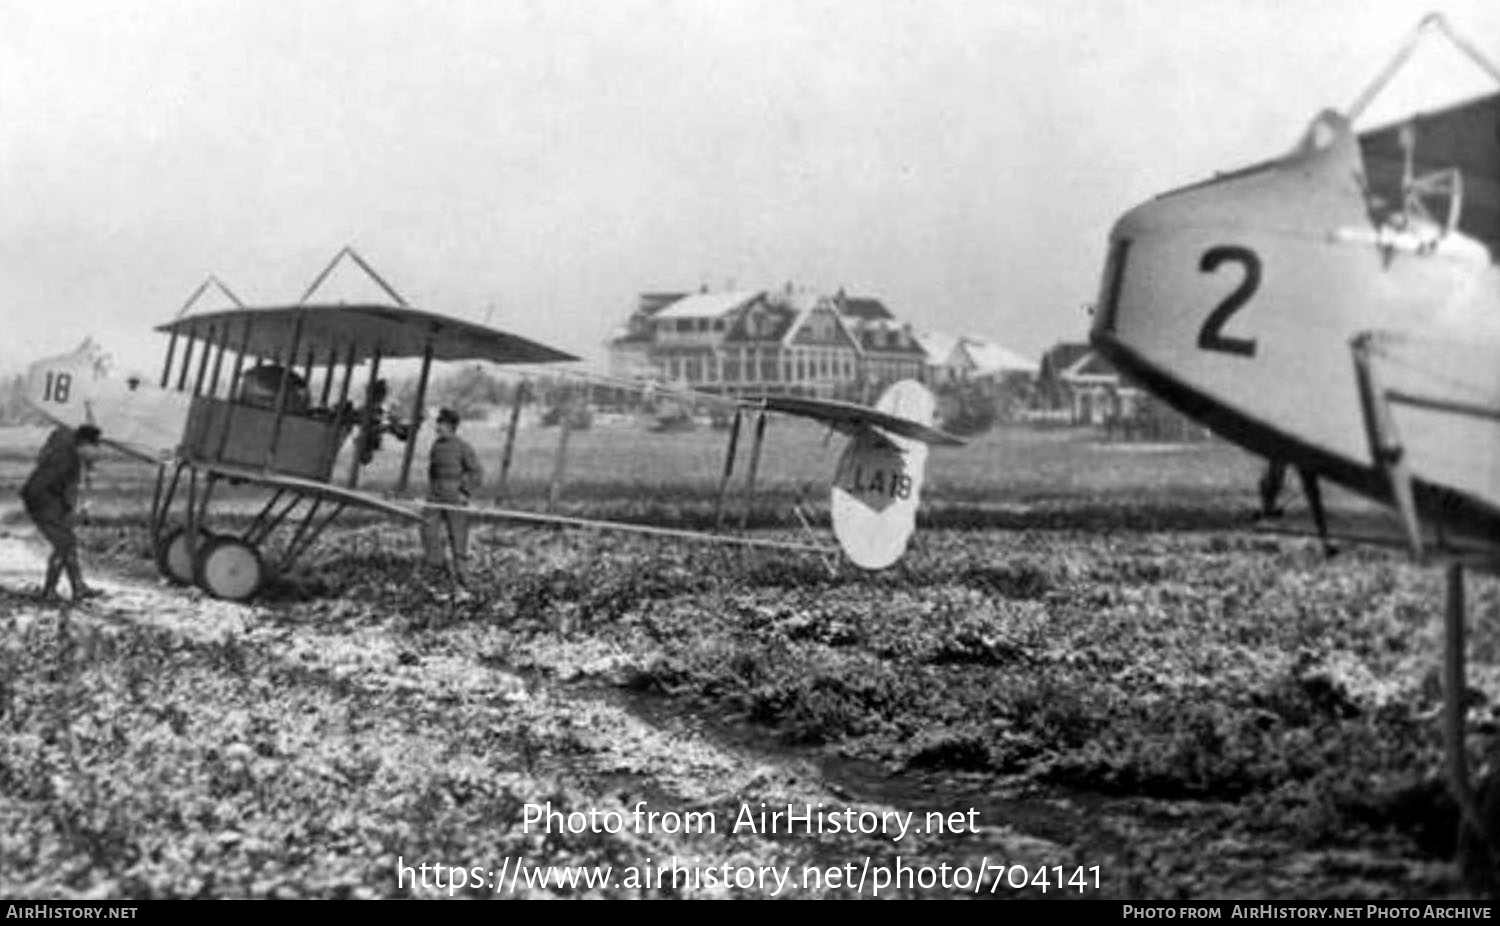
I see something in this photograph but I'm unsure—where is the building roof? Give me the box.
[1041,342,1094,374]
[653,290,764,320]
[857,326,926,357]
[722,299,798,343]
[1063,350,1120,379]
[960,336,1038,375]
[915,331,961,364]
[608,326,652,345]
[837,294,895,322]
[637,292,690,316]
[1036,342,1123,381]
[780,293,864,350]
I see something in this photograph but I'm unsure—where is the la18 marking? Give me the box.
[841,466,913,500]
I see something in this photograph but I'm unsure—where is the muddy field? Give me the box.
[1,425,1498,899]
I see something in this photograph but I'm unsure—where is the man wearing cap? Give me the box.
[21,423,105,602]
[422,407,484,584]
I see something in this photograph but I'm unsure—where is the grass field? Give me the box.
[2,421,1495,899]
[0,419,1360,531]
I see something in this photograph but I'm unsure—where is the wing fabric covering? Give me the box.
[155,304,579,365]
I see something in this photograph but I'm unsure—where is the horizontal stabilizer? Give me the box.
[746,388,965,447]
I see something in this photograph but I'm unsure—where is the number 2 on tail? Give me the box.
[43,371,72,403]
[1197,246,1260,357]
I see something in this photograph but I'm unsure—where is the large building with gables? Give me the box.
[608,286,930,400]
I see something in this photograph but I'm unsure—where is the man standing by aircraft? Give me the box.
[422,407,483,586]
[21,423,105,603]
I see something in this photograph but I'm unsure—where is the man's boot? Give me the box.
[65,556,100,601]
[40,555,62,600]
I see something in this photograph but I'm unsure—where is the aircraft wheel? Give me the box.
[155,525,214,586]
[194,537,265,602]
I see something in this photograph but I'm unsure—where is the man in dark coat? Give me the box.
[21,424,105,602]
[421,408,483,585]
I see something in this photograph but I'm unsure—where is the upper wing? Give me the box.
[156,304,579,366]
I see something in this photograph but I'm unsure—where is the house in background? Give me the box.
[606,287,864,399]
[607,285,1040,409]
[915,331,973,385]
[607,291,690,380]
[833,290,927,397]
[1033,340,1207,439]
[1035,342,1136,425]
[960,335,1039,381]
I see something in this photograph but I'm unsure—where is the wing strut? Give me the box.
[713,409,745,530]
[740,411,769,530]
[546,383,580,513]
[496,380,529,498]
[398,339,434,495]
[1351,333,1425,559]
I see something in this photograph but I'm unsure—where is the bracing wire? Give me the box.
[1346,13,1500,124]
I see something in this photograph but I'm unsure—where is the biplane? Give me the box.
[1088,13,1500,866]
[24,248,578,600]
[22,248,962,602]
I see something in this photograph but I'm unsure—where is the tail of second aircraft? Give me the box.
[24,339,190,463]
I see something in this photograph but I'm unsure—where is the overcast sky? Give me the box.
[2,0,1497,376]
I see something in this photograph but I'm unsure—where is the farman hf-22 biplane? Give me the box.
[24,248,963,603]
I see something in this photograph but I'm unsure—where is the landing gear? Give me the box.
[1296,467,1337,558]
[149,460,346,602]
[154,524,214,585]
[193,536,265,602]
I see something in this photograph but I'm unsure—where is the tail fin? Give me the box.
[23,338,110,428]
[829,380,938,570]
[23,339,190,463]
